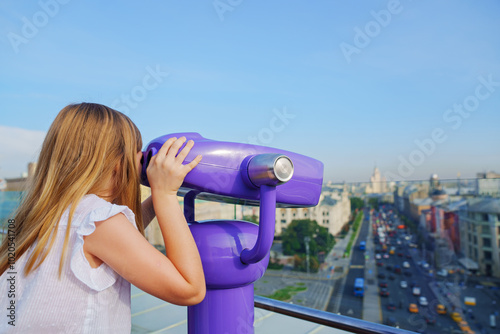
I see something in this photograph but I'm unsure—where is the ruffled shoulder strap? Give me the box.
[70,195,137,291]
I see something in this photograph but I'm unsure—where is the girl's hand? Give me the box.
[146,137,202,196]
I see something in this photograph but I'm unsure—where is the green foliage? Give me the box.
[264,283,308,301]
[344,211,364,257]
[338,223,350,237]
[281,219,335,272]
[243,214,258,224]
[267,261,284,270]
[368,197,379,209]
[293,254,320,273]
[281,219,335,257]
[350,197,364,211]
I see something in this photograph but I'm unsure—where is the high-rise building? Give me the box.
[459,198,500,277]
[366,167,387,194]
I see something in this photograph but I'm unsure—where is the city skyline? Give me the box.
[1,1,499,183]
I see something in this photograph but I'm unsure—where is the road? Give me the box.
[335,209,370,319]
[261,204,500,333]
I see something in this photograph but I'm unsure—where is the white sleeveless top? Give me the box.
[0,194,138,333]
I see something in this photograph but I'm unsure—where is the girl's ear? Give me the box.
[113,162,120,174]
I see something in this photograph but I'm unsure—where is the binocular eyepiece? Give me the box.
[245,154,294,187]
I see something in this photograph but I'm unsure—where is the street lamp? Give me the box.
[304,236,311,274]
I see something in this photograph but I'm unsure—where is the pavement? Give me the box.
[256,226,356,312]
[362,216,383,324]
[257,211,384,325]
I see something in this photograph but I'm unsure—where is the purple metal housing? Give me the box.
[140,133,323,207]
[140,133,324,334]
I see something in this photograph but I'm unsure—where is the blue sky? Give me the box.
[0,0,499,183]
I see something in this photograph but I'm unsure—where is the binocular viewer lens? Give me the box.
[247,154,294,187]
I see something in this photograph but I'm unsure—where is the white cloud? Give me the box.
[0,125,46,179]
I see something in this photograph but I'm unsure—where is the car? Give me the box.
[436,304,447,314]
[419,296,428,306]
[459,321,472,332]
[403,261,410,268]
[394,265,401,274]
[451,312,463,322]
[437,269,448,277]
[422,262,430,269]
[379,287,390,297]
[412,287,421,296]
[388,274,396,280]
[400,280,408,288]
[403,270,412,277]
[377,273,386,279]
[425,315,436,325]
[406,254,412,259]
[397,252,404,257]
[375,253,382,260]
[409,303,419,313]
[387,300,396,311]
[376,261,384,267]
[385,316,399,327]
[383,254,389,259]
[385,264,393,271]
[379,281,388,288]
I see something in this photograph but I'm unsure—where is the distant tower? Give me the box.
[429,174,439,195]
[368,166,386,194]
[456,172,461,195]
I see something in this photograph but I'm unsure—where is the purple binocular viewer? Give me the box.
[140,133,323,334]
[140,132,323,207]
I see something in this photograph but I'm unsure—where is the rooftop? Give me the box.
[468,197,500,214]
[131,285,350,334]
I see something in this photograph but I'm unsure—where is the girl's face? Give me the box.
[136,151,143,175]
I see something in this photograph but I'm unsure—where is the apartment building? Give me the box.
[458,197,500,277]
[274,186,351,236]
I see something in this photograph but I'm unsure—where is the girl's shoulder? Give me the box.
[61,194,136,229]
[69,194,137,291]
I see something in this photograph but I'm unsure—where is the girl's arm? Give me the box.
[83,137,205,305]
[141,195,156,229]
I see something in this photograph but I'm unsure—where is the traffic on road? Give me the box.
[366,205,498,334]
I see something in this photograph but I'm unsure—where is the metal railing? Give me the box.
[254,296,417,334]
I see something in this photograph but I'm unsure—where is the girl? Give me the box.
[0,103,206,333]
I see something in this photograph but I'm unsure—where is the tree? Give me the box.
[368,197,379,209]
[293,254,319,273]
[281,219,335,260]
[350,197,364,212]
[243,214,258,224]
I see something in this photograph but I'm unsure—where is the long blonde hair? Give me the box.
[0,103,144,276]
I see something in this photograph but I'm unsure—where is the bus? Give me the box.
[354,278,364,297]
[359,241,366,251]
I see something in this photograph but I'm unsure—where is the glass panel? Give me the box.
[2,180,499,333]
